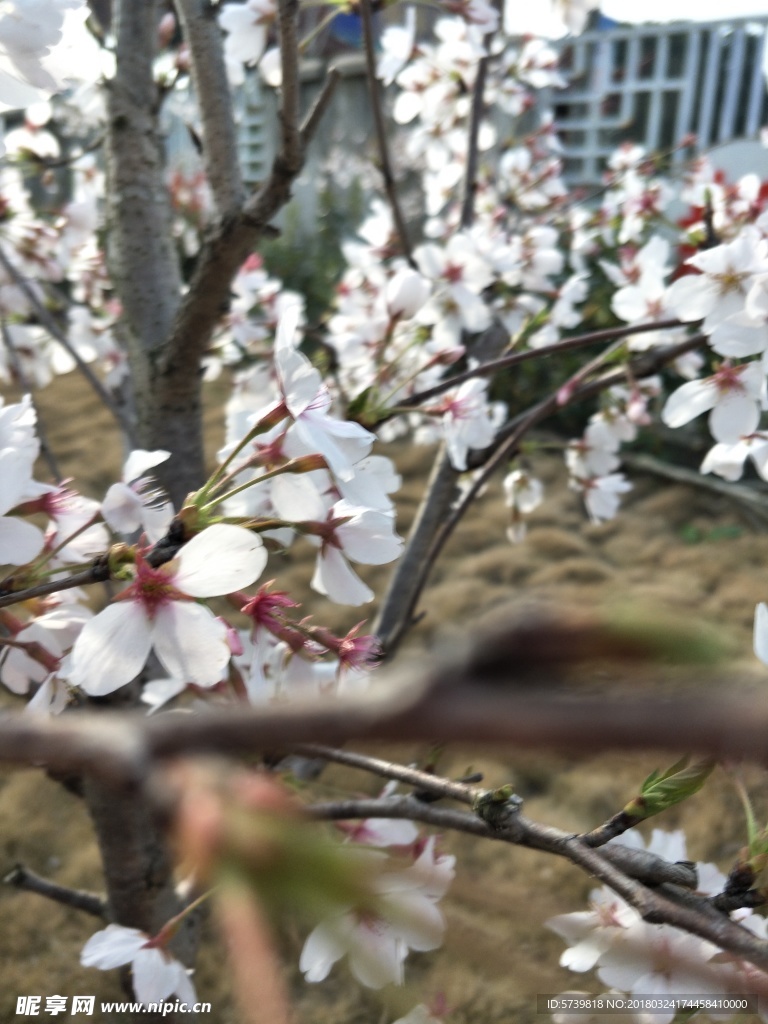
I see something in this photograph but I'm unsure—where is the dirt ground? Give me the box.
[2,372,768,1023]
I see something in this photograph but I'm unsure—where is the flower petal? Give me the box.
[68,600,152,695]
[153,602,230,685]
[173,524,267,596]
[80,925,146,970]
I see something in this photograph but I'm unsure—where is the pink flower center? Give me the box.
[713,364,748,395]
[120,558,186,619]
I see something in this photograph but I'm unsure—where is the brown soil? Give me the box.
[1,373,767,1023]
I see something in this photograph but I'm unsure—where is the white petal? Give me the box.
[0,515,44,564]
[173,524,267,596]
[754,603,768,665]
[709,394,760,444]
[661,379,717,429]
[132,947,175,1003]
[271,474,327,522]
[153,602,230,685]
[312,547,373,605]
[348,924,405,988]
[81,925,146,970]
[123,449,170,484]
[101,482,144,535]
[68,601,152,695]
[337,510,403,566]
[300,920,348,982]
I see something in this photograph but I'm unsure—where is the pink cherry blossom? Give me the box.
[67,524,267,695]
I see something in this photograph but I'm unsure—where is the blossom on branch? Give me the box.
[81,923,196,1005]
[66,525,267,695]
[300,837,455,988]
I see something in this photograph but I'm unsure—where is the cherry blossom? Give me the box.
[218,0,277,86]
[300,837,455,988]
[665,227,768,332]
[0,447,45,564]
[701,434,768,482]
[503,468,544,542]
[661,361,763,444]
[81,923,196,1005]
[571,473,632,525]
[274,304,376,482]
[66,524,267,695]
[438,378,501,472]
[101,449,174,543]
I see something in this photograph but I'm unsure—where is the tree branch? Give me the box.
[390,333,708,641]
[397,318,687,412]
[300,67,340,146]
[359,0,414,265]
[173,0,244,219]
[4,863,107,918]
[306,796,768,978]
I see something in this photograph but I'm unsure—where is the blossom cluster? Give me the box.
[548,830,768,1024]
[4,0,768,1015]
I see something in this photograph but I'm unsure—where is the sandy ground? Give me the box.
[1,372,768,1023]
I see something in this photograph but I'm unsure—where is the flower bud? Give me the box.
[386,268,431,319]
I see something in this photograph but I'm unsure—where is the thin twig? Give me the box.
[300,67,341,146]
[396,318,687,412]
[359,0,414,265]
[0,246,138,445]
[389,333,708,647]
[4,863,107,918]
[624,451,768,524]
[460,50,490,230]
[276,0,302,174]
[294,743,480,804]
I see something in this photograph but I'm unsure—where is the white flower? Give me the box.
[218,0,277,85]
[0,447,44,564]
[67,525,267,695]
[571,473,632,525]
[101,449,174,543]
[596,921,723,1024]
[661,362,763,444]
[81,924,196,1005]
[440,378,501,471]
[310,500,404,606]
[665,228,768,333]
[548,886,640,973]
[503,469,543,542]
[701,435,768,482]
[300,837,455,988]
[274,305,375,482]
[377,9,416,86]
[504,0,598,38]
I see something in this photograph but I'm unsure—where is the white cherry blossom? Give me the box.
[661,361,763,444]
[300,837,455,988]
[218,0,277,86]
[81,924,196,1005]
[101,449,174,543]
[67,524,267,695]
[665,227,768,332]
